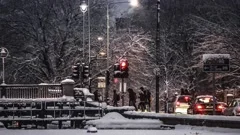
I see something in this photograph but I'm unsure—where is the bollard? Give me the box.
[61,79,75,96]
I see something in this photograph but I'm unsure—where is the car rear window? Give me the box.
[177,96,191,103]
[196,97,214,103]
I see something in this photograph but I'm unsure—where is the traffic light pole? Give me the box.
[121,77,124,106]
[155,0,161,113]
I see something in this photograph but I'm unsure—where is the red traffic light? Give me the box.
[120,62,127,69]
[120,59,128,71]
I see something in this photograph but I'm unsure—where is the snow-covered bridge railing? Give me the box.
[0,98,105,129]
[0,84,63,99]
[123,111,240,129]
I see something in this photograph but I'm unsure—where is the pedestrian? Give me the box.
[145,89,151,112]
[138,87,146,112]
[112,89,120,107]
[93,89,100,102]
[127,88,137,111]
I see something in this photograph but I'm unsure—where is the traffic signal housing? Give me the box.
[119,59,129,78]
[113,63,121,78]
[113,59,129,78]
[72,63,80,79]
[82,63,89,79]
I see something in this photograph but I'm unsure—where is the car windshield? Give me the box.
[177,96,191,103]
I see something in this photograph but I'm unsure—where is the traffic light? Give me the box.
[119,59,129,78]
[72,63,80,79]
[82,63,89,79]
[113,63,121,78]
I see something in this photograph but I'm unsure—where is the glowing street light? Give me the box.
[80,1,88,13]
[80,1,88,59]
[130,0,139,7]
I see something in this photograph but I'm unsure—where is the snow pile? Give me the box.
[87,125,98,133]
[106,106,135,111]
[86,112,163,129]
[61,79,75,84]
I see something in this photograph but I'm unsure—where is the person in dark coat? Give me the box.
[112,89,120,107]
[138,87,146,112]
[127,88,137,111]
[93,89,100,101]
[145,89,151,112]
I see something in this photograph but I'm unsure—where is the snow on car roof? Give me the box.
[196,95,213,98]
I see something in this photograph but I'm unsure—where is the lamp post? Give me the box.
[0,47,9,85]
[106,0,138,103]
[97,36,105,56]
[155,0,161,113]
[80,0,88,59]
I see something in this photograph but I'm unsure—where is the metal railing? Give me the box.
[0,84,63,99]
[0,100,104,121]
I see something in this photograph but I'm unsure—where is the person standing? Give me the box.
[112,89,120,107]
[93,89,100,101]
[127,88,137,111]
[138,87,146,112]
[145,89,151,112]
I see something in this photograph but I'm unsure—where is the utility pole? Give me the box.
[105,0,110,103]
[155,0,161,113]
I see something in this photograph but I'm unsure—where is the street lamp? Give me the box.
[97,36,105,56]
[0,47,9,85]
[80,0,88,58]
[155,0,161,113]
[106,0,138,103]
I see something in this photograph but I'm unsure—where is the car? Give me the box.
[168,95,192,114]
[223,98,240,116]
[187,95,224,115]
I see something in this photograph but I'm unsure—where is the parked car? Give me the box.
[187,95,224,115]
[168,95,192,114]
[223,98,240,116]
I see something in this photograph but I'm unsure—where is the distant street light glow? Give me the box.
[98,36,104,41]
[130,0,139,7]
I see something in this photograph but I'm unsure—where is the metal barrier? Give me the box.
[0,84,105,129]
[0,98,104,129]
[0,84,63,98]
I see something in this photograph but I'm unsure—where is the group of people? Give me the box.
[112,87,151,112]
[93,87,152,112]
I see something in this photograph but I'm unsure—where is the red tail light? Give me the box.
[184,96,189,101]
[217,105,224,109]
[196,104,203,109]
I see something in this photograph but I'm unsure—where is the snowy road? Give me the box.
[1,112,240,135]
[1,126,240,135]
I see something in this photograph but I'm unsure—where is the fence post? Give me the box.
[61,79,75,96]
[0,85,6,98]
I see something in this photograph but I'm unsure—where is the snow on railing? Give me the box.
[0,84,63,99]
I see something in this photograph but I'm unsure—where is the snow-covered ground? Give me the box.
[0,125,240,135]
[0,112,240,135]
